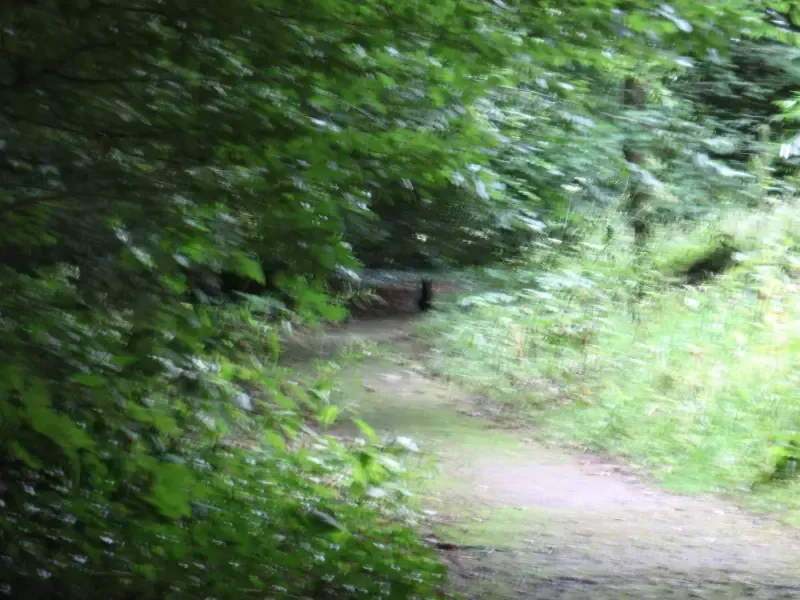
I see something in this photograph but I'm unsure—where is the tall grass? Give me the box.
[418,205,800,506]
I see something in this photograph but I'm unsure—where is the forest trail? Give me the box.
[293,317,800,599]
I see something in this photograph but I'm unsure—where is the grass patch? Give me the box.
[417,206,800,512]
[328,357,537,462]
[436,507,548,549]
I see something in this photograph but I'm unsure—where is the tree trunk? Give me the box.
[623,77,652,250]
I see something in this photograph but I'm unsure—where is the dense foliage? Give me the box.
[0,0,501,596]
[4,0,800,598]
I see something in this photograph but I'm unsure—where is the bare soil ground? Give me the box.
[296,317,800,599]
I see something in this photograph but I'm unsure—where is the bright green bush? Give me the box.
[419,206,800,499]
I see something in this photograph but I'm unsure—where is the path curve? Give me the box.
[319,317,800,599]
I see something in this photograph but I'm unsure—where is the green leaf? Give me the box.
[378,455,404,473]
[264,430,286,451]
[236,255,266,285]
[146,463,196,519]
[274,392,297,410]
[353,418,379,443]
[220,361,237,381]
[352,462,370,487]
[135,564,158,581]
[316,405,339,426]
[308,507,347,532]
[10,441,43,469]
[70,373,106,388]
[110,354,138,367]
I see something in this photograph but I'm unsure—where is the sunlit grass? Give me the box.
[417,206,800,511]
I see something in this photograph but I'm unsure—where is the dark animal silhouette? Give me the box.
[684,235,737,284]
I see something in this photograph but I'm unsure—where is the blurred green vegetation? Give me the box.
[419,203,800,506]
[5,0,800,598]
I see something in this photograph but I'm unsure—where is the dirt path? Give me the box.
[306,318,800,599]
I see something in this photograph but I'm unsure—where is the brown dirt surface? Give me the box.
[320,317,800,599]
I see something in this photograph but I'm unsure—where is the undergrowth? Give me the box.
[1,291,445,599]
[418,204,800,508]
